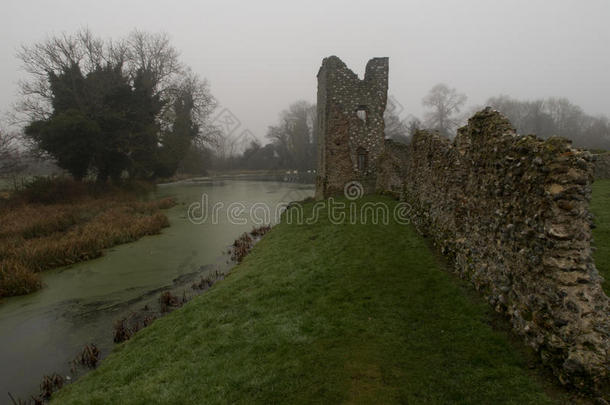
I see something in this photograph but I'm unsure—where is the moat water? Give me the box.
[0,179,314,403]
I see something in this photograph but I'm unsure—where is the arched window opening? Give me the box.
[356,105,367,122]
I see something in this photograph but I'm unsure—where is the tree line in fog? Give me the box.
[387,84,610,152]
[1,29,609,181]
[219,85,610,173]
[485,95,610,151]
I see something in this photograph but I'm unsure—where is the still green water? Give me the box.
[0,179,313,402]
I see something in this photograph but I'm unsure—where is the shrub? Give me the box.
[0,205,78,239]
[17,177,88,204]
[0,259,42,297]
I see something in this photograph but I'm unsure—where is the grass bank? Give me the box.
[591,179,610,294]
[52,196,577,404]
[0,178,175,298]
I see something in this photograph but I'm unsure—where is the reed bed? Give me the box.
[0,190,175,299]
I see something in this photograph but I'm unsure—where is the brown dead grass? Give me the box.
[0,190,175,299]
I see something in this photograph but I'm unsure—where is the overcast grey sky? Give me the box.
[2,0,609,141]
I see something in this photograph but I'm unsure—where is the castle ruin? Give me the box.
[315,56,609,396]
[315,56,389,199]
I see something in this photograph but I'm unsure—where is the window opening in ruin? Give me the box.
[356,106,367,122]
[357,147,368,171]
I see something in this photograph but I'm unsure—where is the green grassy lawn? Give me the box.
[53,196,576,404]
[592,179,610,294]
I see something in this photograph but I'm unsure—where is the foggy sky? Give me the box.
[2,0,609,142]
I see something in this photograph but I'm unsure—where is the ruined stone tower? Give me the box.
[315,56,389,199]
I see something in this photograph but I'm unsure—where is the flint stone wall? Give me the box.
[395,108,609,393]
[376,139,409,195]
[593,153,610,179]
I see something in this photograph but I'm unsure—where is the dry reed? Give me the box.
[0,187,175,298]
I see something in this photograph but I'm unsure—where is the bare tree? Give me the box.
[166,68,217,141]
[16,29,186,123]
[406,115,422,139]
[384,109,410,143]
[0,129,25,176]
[16,29,107,122]
[487,94,610,150]
[126,30,181,95]
[422,83,467,137]
[266,100,316,170]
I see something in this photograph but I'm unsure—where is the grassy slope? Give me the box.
[592,179,610,294]
[54,196,569,404]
